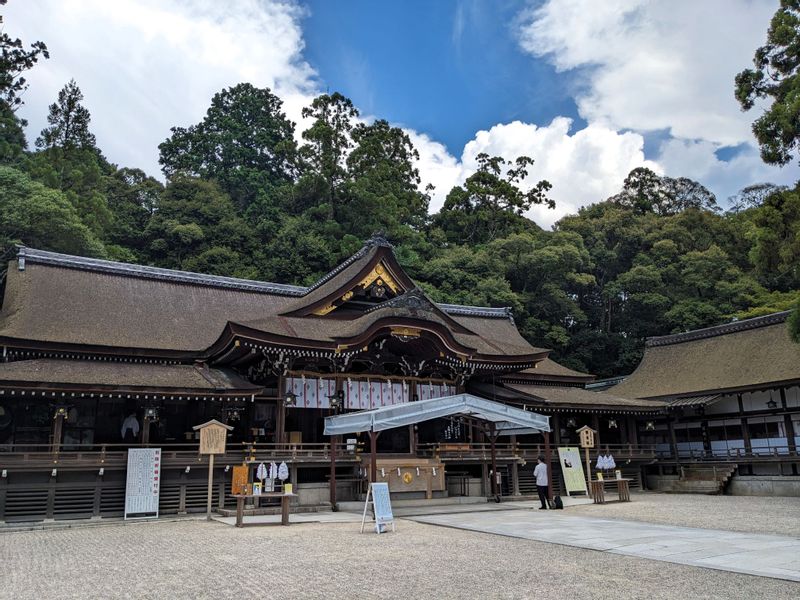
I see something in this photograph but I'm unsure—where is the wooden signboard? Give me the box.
[577,425,595,448]
[231,465,249,495]
[193,419,234,520]
[195,419,231,455]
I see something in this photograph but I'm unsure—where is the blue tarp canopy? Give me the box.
[323,393,550,437]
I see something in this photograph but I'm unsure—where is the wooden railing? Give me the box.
[0,441,358,471]
[416,442,660,461]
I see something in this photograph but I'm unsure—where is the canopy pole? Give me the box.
[369,431,380,483]
[329,434,337,510]
[489,425,499,499]
[544,430,553,501]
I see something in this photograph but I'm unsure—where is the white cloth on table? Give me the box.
[606,454,616,469]
[269,462,278,479]
[278,461,289,481]
[256,462,268,481]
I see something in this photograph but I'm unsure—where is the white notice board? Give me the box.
[125,448,161,519]
[361,482,395,534]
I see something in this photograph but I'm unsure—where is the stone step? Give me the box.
[337,495,487,512]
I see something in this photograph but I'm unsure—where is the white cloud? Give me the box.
[657,139,799,204]
[5,0,317,175]
[414,118,657,228]
[518,0,776,146]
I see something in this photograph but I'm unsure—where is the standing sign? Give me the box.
[360,482,395,534]
[124,448,161,520]
[193,419,234,520]
[557,447,588,496]
[576,426,596,496]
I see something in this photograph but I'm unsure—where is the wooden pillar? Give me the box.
[544,430,553,500]
[488,426,499,498]
[51,410,65,455]
[369,431,379,483]
[667,415,680,465]
[142,417,153,446]
[277,376,286,445]
[738,394,752,456]
[552,414,561,445]
[627,415,638,445]
[700,419,711,456]
[780,388,797,456]
[329,434,337,509]
[592,413,601,448]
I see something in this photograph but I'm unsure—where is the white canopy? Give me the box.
[323,393,550,436]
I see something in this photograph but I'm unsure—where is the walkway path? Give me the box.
[408,509,800,582]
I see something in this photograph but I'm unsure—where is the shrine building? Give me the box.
[0,237,797,521]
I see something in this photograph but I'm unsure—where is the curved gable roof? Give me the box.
[612,312,800,399]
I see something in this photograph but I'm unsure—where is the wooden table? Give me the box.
[233,493,297,527]
[590,478,631,504]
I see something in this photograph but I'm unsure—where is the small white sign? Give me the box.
[361,482,395,534]
[124,448,161,519]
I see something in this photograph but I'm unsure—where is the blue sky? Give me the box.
[4,0,799,227]
[303,0,582,155]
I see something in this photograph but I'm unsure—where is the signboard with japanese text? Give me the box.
[361,482,395,534]
[199,422,228,455]
[231,465,249,495]
[557,447,588,495]
[124,448,161,519]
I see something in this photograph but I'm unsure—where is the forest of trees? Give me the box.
[1,6,799,378]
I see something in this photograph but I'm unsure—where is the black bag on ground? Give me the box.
[549,495,564,509]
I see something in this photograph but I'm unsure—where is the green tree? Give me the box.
[299,92,359,217]
[144,177,258,277]
[611,167,719,215]
[0,165,104,256]
[790,297,800,342]
[341,119,429,239]
[0,20,49,110]
[433,153,553,244]
[748,184,800,290]
[35,79,97,150]
[159,83,298,210]
[735,0,800,165]
[104,167,163,257]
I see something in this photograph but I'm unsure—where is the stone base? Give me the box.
[728,476,800,497]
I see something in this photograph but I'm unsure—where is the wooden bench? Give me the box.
[590,478,631,504]
[233,492,297,527]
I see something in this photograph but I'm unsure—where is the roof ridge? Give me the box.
[17,246,307,296]
[14,246,518,318]
[646,311,791,348]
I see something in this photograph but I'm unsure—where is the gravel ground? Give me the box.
[567,492,800,536]
[2,518,799,600]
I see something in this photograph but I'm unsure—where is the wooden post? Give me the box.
[206,454,214,520]
[489,428,498,498]
[667,416,680,465]
[552,414,561,445]
[369,431,379,483]
[330,434,337,509]
[780,388,797,457]
[51,410,65,455]
[592,413,601,448]
[584,446,592,497]
[142,417,152,446]
[544,430,552,501]
[738,394,752,457]
[277,376,286,445]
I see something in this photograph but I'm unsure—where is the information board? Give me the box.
[557,446,588,496]
[360,482,395,534]
[124,448,161,519]
[231,465,249,495]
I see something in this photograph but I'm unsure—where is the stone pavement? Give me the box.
[408,508,800,582]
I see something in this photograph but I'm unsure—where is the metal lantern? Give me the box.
[284,391,297,407]
[608,418,618,429]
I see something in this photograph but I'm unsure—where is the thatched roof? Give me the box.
[0,243,546,360]
[502,358,595,384]
[469,381,663,412]
[612,311,800,399]
[0,359,260,395]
